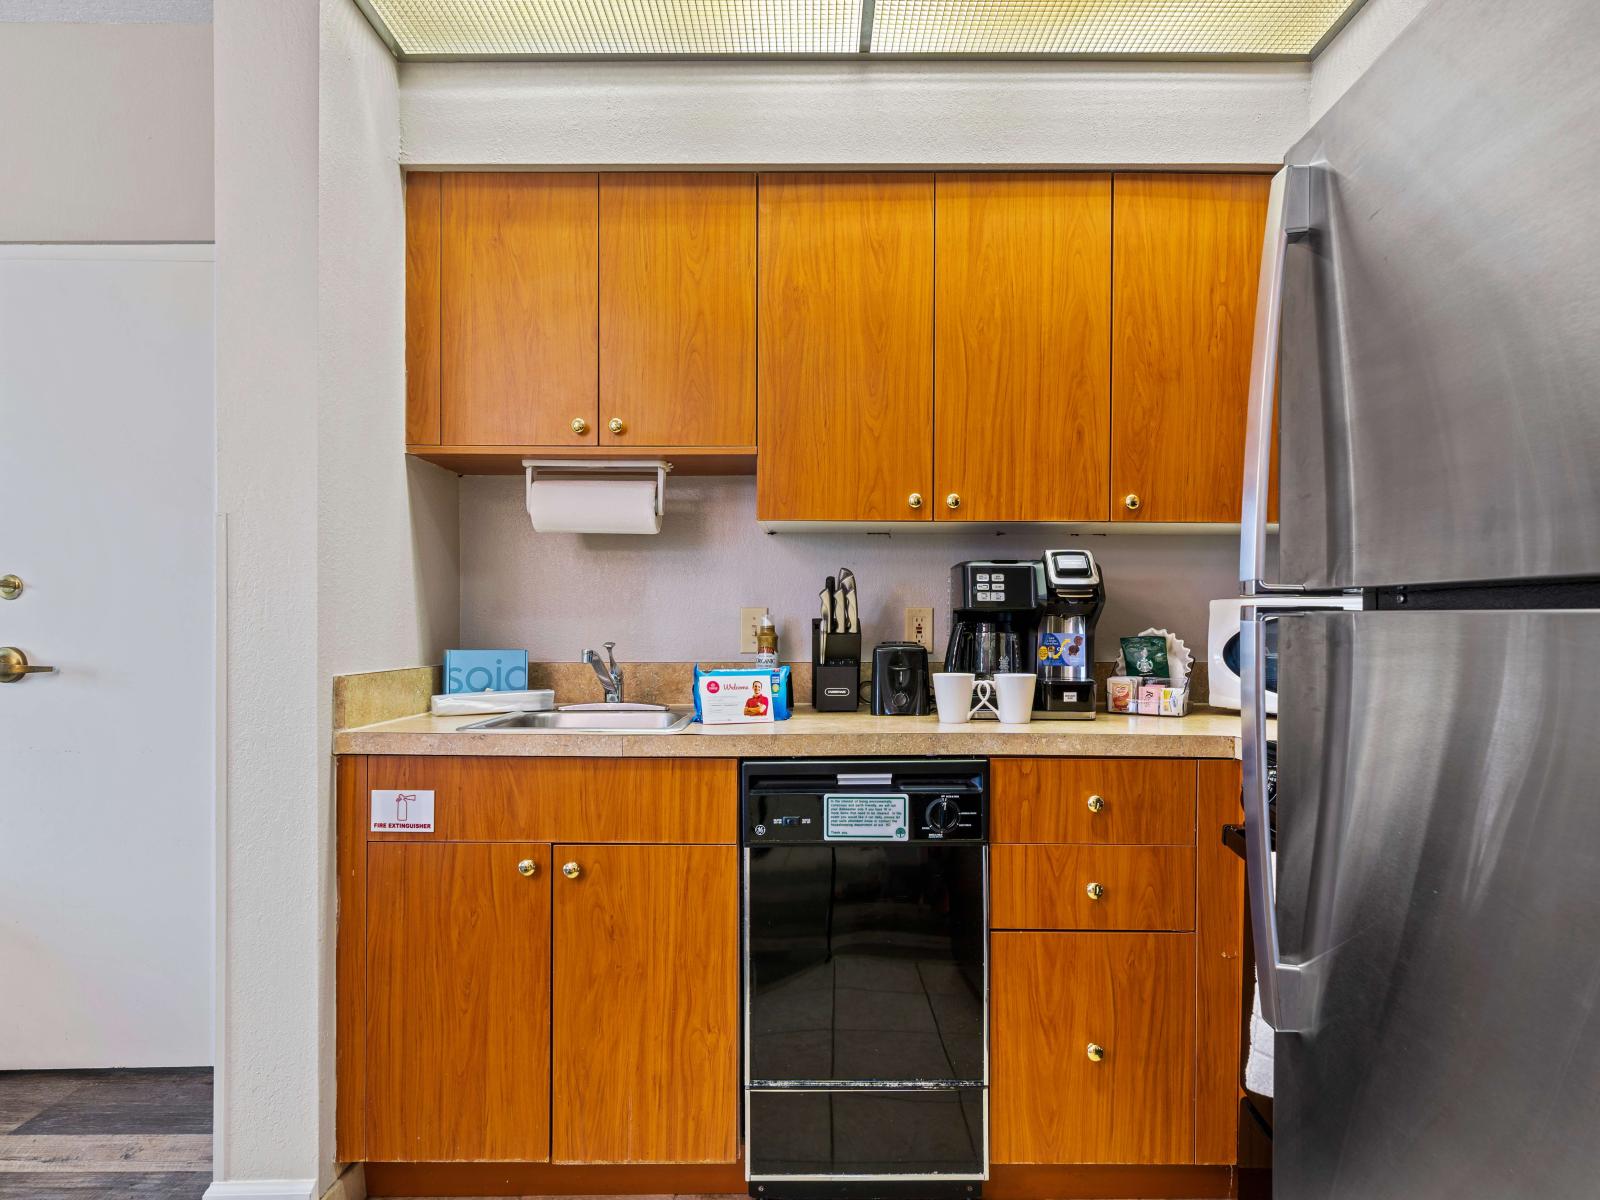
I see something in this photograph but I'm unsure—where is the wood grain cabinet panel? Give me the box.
[405,172,441,445]
[599,173,755,448]
[365,756,736,844]
[441,172,598,446]
[934,172,1112,522]
[992,845,1195,931]
[756,172,934,522]
[993,932,1194,1165]
[1111,173,1271,523]
[1195,759,1246,1164]
[552,844,739,1164]
[365,842,551,1162]
[992,758,1196,845]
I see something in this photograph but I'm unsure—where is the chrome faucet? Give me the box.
[583,641,625,703]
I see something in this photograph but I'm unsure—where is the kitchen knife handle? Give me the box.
[1241,607,1308,1033]
[1240,165,1314,597]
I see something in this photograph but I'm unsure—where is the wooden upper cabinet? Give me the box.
[404,173,442,445]
[599,174,755,448]
[365,842,551,1162]
[552,844,739,1164]
[1111,172,1271,522]
[935,173,1112,522]
[757,173,935,522]
[440,172,599,446]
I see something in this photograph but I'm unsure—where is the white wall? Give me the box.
[0,21,213,242]
[400,58,1308,168]
[464,476,1234,668]
[1310,0,1433,124]
[213,0,461,1193]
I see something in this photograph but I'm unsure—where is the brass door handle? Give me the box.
[945,493,962,510]
[608,417,626,435]
[0,647,54,684]
[1086,1042,1106,1063]
[1123,493,1142,511]
[562,861,582,880]
[0,575,22,600]
[571,417,589,435]
[1085,881,1105,901]
[1086,794,1106,813]
[908,492,923,510]
[516,859,538,878]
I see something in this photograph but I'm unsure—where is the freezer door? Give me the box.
[1273,609,1600,1199]
[1276,0,1600,589]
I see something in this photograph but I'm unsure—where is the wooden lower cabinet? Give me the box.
[992,931,1196,1166]
[365,842,553,1162]
[552,844,739,1163]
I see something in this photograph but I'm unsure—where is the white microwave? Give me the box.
[1207,595,1364,714]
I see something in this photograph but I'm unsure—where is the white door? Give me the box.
[0,245,214,1068]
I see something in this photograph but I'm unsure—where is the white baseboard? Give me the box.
[203,1181,316,1200]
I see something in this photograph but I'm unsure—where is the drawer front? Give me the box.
[992,931,1195,1164]
[992,758,1196,845]
[991,845,1194,931]
[365,756,736,843]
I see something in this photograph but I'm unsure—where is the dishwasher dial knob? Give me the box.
[925,799,962,832]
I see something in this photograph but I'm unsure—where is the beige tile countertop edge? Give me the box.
[335,707,1250,760]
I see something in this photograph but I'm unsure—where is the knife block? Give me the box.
[811,619,861,712]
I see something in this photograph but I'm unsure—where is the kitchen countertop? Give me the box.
[335,706,1248,759]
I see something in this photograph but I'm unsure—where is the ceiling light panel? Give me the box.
[364,0,864,56]
[870,0,1360,56]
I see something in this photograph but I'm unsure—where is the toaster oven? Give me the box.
[1207,595,1363,714]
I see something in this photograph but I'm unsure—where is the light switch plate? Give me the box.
[904,607,935,653]
[740,607,769,655]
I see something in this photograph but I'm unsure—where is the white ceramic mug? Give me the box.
[932,672,994,724]
[993,673,1038,724]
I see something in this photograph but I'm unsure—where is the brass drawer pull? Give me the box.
[1086,794,1106,813]
[1086,1042,1105,1063]
[562,861,582,880]
[516,859,538,878]
[1085,881,1106,901]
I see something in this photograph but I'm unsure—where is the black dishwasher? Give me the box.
[742,759,988,1200]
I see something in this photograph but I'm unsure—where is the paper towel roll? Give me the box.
[526,478,661,534]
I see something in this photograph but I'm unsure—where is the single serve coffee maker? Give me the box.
[944,551,1104,720]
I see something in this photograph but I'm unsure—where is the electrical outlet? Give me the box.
[905,606,936,654]
[740,607,769,655]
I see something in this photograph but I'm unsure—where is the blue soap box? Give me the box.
[444,649,529,695]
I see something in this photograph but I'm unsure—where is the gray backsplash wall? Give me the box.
[460,475,1238,664]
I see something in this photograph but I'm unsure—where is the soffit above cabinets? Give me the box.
[355,0,1367,60]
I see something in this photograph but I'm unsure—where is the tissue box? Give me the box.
[694,666,791,725]
[444,649,529,695]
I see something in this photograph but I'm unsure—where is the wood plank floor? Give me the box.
[0,1068,211,1199]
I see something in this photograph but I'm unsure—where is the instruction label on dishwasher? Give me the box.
[823,794,909,841]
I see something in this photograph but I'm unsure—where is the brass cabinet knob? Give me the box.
[908,492,924,510]
[608,417,626,435]
[1085,881,1106,901]
[945,493,962,510]
[1086,794,1106,813]
[562,861,582,880]
[571,417,589,435]
[0,647,54,684]
[1086,1042,1106,1063]
[1123,493,1142,511]
[0,575,21,601]
[516,859,538,878]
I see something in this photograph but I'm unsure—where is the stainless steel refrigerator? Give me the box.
[1237,1,1600,1196]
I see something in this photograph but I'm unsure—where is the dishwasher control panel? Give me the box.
[741,759,987,845]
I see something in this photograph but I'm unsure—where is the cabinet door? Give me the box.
[405,172,441,446]
[366,843,551,1162]
[441,172,598,446]
[1111,173,1271,522]
[599,173,755,448]
[934,173,1112,522]
[992,932,1194,1164]
[757,173,934,522]
[552,844,738,1163]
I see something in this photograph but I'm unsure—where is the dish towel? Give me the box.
[1243,849,1276,1098]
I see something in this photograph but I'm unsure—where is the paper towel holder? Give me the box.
[522,458,673,522]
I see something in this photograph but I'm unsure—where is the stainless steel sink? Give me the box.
[460,706,695,734]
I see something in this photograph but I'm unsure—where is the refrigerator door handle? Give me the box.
[1241,164,1315,597]
[1241,606,1311,1033]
